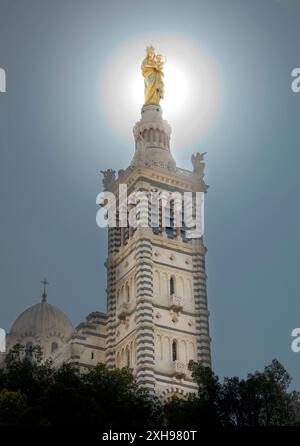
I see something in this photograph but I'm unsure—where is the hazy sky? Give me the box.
[0,0,300,386]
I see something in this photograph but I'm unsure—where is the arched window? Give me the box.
[159,201,163,232]
[172,339,177,362]
[126,283,130,302]
[170,276,175,295]
[126,348,130,367]
[51,342,58,354]
[130,341,135,365]
[25,341,33,360]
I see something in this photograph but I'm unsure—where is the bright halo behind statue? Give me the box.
[100,34,221,150]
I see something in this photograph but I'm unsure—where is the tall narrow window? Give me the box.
[126,348,130,367]
[165,199,176,239]
[172,340,177,362]
[126,283,130,302]
[25,341,33,360]
[170,276,175,295]
[51,342,58,354]
[159,201,163,233]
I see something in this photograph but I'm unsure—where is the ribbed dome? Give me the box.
[10,298,73,340]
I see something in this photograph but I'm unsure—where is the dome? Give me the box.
[9,295,73,342]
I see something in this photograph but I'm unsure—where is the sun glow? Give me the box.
[100,34,221,149]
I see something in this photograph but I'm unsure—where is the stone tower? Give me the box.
[103,103,211,399]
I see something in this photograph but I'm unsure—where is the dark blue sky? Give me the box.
[0,0,300,386]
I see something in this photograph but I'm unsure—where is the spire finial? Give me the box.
[41,278,49,302]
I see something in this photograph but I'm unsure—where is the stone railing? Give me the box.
[117,302,130,320]
[174,360,188,378]
[170,294,184,312]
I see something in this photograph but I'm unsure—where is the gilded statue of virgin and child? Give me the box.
[141,46,166,106]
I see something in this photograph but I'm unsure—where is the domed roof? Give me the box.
[10,293,73,340]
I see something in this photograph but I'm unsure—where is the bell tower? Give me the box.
[103,48,211,399]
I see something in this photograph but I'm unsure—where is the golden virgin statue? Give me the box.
[141,46,166,105]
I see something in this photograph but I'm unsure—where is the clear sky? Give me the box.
[0,0,300,386]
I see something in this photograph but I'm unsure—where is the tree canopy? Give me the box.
[165,359,300,427]
[0,344,299,427]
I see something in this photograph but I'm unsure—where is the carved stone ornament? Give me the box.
[191,152,206,179]
[100,169,116,190]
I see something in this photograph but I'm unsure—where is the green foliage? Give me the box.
[165,361,222,426]
[0,390,28,425]
[82,364,163,426]
[0,344,162,426]
[165,359,300,427]
[220,359,300,426]
[0,344,299,426]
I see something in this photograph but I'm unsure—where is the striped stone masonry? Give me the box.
[135,232,155,394]
[193,244,211,367]
[101,103,211,399]
[105,226,117,369]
